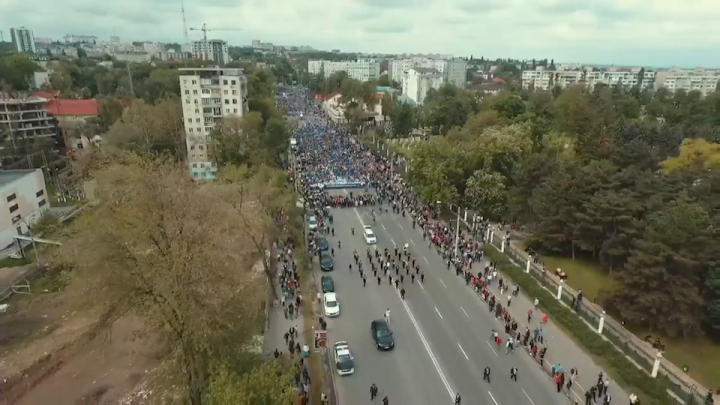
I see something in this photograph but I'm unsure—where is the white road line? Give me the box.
[522,389,535,405]
[352,207,366,227]
[396,290,455,399]
[460,306,469,317]
[424,257,430,264]
[410,238,416,245]
[485,341,499,356]
[391,238,396,246]
[382,223,386,230]
[457,343,469,360]
[434,307,443,319]
[418,282,425,290]
[488,391,500,405]
[398,223,404,229]
[439,279,447,288]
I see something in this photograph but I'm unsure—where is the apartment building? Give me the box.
[0,169,50,248]
[0,94,55,143]
[390,57,467,89]
[10,27,36,54]
[192,40,229,65]
[656,69,720,97]
[308,59,381,82]
[179,67,247,180]
[521,66,656,92]
[402,67,444,105]
[63,35,97,44]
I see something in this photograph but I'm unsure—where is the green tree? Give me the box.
[0,53,40,90]
[464,169,508,220]
[206,360,296,405]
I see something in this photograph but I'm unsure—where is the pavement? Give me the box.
[312,189,620,405]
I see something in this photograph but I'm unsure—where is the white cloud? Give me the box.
[3,0,720,66]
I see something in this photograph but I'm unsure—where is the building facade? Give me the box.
[656,69,720,97]
[307,59,381,82]
[179,67,247,180]
[390,57,467,89]
[63,35,98,44]
[10,27,36,54]
[0,95,55,142]
[0,169,50,249]
[402,68,444,105]
[192,40,229,65]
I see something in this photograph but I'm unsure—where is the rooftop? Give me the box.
[0,169,38,189]
[411,67,441,75]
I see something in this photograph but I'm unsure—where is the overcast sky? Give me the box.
[3,0,719,67]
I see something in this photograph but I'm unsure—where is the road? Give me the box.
[314,190,584,405]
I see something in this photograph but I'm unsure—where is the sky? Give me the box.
[3,0,720,67]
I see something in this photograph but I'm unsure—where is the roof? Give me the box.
[411,67,440,74]
[324,292,337,300]
[47,99,100,116]
[0,169,38,189]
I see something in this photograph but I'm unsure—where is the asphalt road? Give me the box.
[314,190,582,405]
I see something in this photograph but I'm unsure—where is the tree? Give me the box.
[206,360,296,405]
[52,154,267,403]
[0,53,40,90]
[464,169,508,220]
[661,138,720,173]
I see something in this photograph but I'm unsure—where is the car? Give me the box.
[320,252,334,272]
[371,319,395,350]
[323,292,340,317]
[321,275,335,292]
[333,341,355,375]
[363,226,377,244]
[315,235,329,251]
[308,215,318,231]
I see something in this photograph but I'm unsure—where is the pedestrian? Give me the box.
[483,366,491,382]
[400,288,406,300]
[510,366,517,381]
[370,383,378,400]
[363,275,367,287]
[382,396,389,405]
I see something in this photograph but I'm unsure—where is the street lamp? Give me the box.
[437,200,461,258]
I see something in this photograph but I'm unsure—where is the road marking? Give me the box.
[522,389,535,405]
[398,223,404,229]
[457,343,469,360]
[424,257,430,264]
[460,306,469,317]
[382,223,386,230]
[439,279,447,288]
[410,238,416,245]
[352,207,366,227]
[485,341,499,356]
[395,289,455,399]
[391,238,396,246]
[418,282,425,290]
[488,391,499,405]
[434,307,443,319]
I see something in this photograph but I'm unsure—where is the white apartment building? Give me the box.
[390,57,467,89]
[0,169,50,249]
[10,27,36,54]
[656,69,720,97]
[402,68,444,105]
[64,35,98,44]
[521,66,656,92]
[192,40,229,65]
[113,52,152,63]
[179,67,247,180]
[308,59,381,82]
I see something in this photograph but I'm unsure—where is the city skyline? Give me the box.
[3,0,720,67]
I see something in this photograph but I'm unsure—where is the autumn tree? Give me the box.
[206,359,296,405]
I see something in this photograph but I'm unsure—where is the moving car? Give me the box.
[371,319,394,350]
[320,251,334,271]
[363,225,377,244]
[315,235,329,251]
[324,293,340,317]
[321,275,335,292]
[333,341,355,375]
[308,215,318,231]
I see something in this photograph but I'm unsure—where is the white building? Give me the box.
[143,42,166,55]
[113,52,152,63]
[521,66,656,92]
[390,57,467,89]
[63,35,97,44]
[10,27,36,54]
[192,40,229,65]
[402,68,444,105]
[179,67,247,180]
[308,59,381,82]
[656,69,720,97]
[0,169,50,248]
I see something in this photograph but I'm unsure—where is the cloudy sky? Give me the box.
[3,0,720,67]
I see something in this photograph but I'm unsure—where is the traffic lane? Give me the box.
[323,208,452,405]
[368,216,558,405]
[377,211,619,401]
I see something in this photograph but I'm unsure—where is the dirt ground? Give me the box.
[0,282,163,405]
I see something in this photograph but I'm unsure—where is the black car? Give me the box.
[320,252,334,271]
[371,319,395,350]
[315,235,329,251]
[321,275,335,292]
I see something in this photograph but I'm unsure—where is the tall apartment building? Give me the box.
[179,67,247,180]
[390,57,467,89]
[308,59,381,82]
[402,68,444,105]
[192,40,229,65]
[656,69,720,97]
[521,66,657,92]
[10,27,36,54]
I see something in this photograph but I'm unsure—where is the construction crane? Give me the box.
[189,23,242,60]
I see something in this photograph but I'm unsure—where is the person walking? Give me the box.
[370,383,378,400]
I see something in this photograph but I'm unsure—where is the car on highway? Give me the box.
[371,319,394,350]
[315,235,329,251]
[308,215,318,231]
[333,341,355,376]
[324,293,340,317]
[321,275,335,292]
[363,225,377,244]
[320,251,334,271]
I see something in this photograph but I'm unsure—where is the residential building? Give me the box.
[192,40,229,65]
[179,67,247,180]
[402,68,444,105]
[0,169,50,248]
[10,27,36,54]
[308,59,381,82]
[142,42,166,55]
[113,52,152,63]
[321,92,386,124]
[0,94,55,143]
[63,35,97,44]
[521,66,657,92]
[252,40,261,48]
[32,71,51,90]
[390,57,467,89]
[656,69,720,97]
[47,45,79,58]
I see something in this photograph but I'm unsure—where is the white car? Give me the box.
[308,215,318,231]
[323,292,340,317]
[333,341,355,375]
[363,226,377,244]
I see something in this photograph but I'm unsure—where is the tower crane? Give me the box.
[189,23,242,60]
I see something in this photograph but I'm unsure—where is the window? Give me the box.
[38,199,46,207]
[199,145,204,150]
[231,80,236,85]
[192,163,198,168]
[197,127,201,133]
[192,80,197,84]
[232,90,237,95]
[226,109,230,114]
[193,90,198,95]
[183,79,188,84]
[194,108,200,114]
[190,145,195,150]
[192,172,198,178]
[195,118,200,123]
[9,203,18,213]
[205,127,212,132]
[224,99,229,104]
[185,99,190,104]
[7,193,16,202]
[191,154,196,159]
[233,108,238,113]
[232,98,237,104]
[187,118,192,123]
[223,80,228,85]
[201,172,207,178]
[194,99,198,104]
[184,90,190,95]
[200,163,205,168]
[223,90,228,95]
